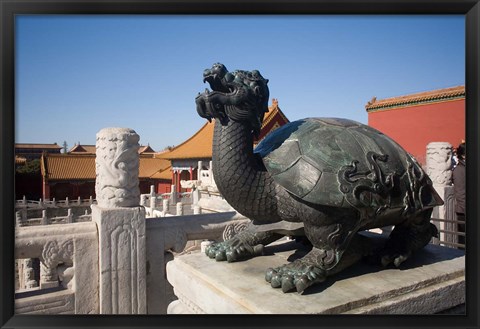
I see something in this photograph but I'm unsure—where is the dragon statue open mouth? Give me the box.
[195,63,442,294]
[196,63,269,136]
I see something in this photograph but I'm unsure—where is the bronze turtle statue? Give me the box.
[195,63,442,293]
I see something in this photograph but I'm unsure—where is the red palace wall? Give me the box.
[157,182,171,194]
[368,99,465,165]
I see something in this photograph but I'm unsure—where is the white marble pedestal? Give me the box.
[166,235,465,314]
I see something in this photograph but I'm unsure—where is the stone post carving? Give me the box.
[426,142,453,243]
[41,210,48,225]
[149,189,156,210]
[426,142,453,188]
[95,127,140,208]
[67,209,73,223]
[23,259,38,289]
[176,202,183,216]
[92,127,146,314]
[170,185,177,204]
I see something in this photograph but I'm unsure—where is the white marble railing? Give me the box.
[16,209,92,227]
[13,209,248,314]
[14,221,99,314]
[145,211,249,314]
[140,185,196,217]
[15,196,95,209]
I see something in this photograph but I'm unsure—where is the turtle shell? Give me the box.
[255,118,442,212]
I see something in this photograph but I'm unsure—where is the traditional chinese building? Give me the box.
[68,143,156,155]
[40,153,171,200]
[40,154,97,200]
[15,143,64,199]
[366,86,465,165]
[68,144,96,154]
[15,143,63,160]
[158,99,289,192]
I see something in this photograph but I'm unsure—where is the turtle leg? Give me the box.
[265,209,371,293]
[265,232,370,293]
[205,223,283,262]
[378,208,438,267]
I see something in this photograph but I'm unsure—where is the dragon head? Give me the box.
[196,63,270,136]
[202,63,230,93]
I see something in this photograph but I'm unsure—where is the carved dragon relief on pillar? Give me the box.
[426,142,453,187]
[95,128,140,208]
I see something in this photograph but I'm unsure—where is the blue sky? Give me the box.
[15,15,465,152]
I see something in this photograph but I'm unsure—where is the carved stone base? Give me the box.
[166,234,465,314]
[92,205,146,314]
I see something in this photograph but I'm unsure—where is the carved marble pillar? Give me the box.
[23,259,38,289]
[426,142,453,188]
[426,142,453,243]
[92,127,146,314]
[95,127,140,208]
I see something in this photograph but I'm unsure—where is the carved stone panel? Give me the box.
[92,205,146,314]
[40,240,74,289]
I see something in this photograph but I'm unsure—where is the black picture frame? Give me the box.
[1,1,478,328]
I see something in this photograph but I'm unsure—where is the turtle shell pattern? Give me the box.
[255,118,442,215]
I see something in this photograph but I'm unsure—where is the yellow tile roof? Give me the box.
[41,154,170,181]
[42,154,96,180]
[139,145,156,154]
[263,99,289,127]
[69,144,97,154]
[150,165,173,180]
[157,121,214,160]
[16,143,63,150]
[69,144,156,155]
[365,85,465,112]
[139,156,171,178]
[158,100,289,160]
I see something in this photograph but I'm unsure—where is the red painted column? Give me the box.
[177,171,181,192]
[188,167,194,192]
[43,178,50,200]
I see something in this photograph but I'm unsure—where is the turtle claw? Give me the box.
[265,268,275,282]
[265,256,327,293]
[270,274,282,288]
[205,228,281,263]
[295,276,311,294]
[380,252,410,268]
[215,250,227,262]
[281,275,295,293]
[205,235,264,263]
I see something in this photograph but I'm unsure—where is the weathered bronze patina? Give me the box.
[195,63,443,293]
